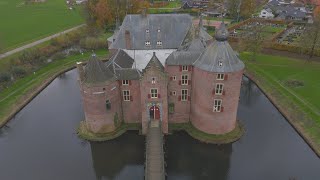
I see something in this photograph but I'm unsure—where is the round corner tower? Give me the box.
[190,22,245,135]
[77,55,121,134]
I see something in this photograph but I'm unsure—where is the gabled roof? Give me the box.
[84,54,115,84]
[115,68,141,80]
[193,22,244,73]
[145,52,164,71]
[110,14,193,50]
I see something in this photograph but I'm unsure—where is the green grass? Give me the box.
[148,8,176,14]
[242,53,320,151]
[163,1,181,8]
[0,49,109,126]
[0,0,83,53]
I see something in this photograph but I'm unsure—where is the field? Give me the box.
[242,53,320,152]
[0,0,83,53]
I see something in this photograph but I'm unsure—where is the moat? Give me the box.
[0,69,319,180]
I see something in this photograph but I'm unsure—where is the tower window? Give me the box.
[181,75,188,85]
[106,100,111,110]
[213,99,222,112]
[123,90,130,101]
[122,80,129,85]
[218,61,223,67]
[182,65,188,71]
[157,29,161,33]
[145,41,151,46]
[151,88,158,98]
[181,89,188,101]
[215,83,224,95]
[146,29,150,33]
[217,73,224,80]
[157,41,162,46]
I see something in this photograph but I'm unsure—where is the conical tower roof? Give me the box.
[145,52,164,71]
[193,22,244,73]
[84,54,115,84]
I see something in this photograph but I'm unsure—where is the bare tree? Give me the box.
[239,24,265,61]
[299,15,320,60]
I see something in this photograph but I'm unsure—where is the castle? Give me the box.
[76,14,245,137]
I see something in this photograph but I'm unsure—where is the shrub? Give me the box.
[11,66,27,78]
[0,72,11,83]
[51,52,66,61]
[80,37,107,50]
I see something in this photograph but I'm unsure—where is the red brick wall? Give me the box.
[80,81,122,133]
[190,67,244,134]
[140,66,168,134]
[119,80,142,123]
[166,65,193,123]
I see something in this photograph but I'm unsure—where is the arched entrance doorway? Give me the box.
[149,105,160,120]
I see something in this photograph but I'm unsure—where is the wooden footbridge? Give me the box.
[145,120,165,180]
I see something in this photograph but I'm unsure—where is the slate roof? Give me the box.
[193,23,245,73]
[115,68,141,80]
[110,14,193,50]
[166,51,201,65]
[145,52,164,71]
[84,54,115,84]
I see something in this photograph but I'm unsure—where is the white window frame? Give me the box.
[150,88,158,98]
[122,80,129,85]
[151,77,156,84]
[218,61,223,67]
[213,99,222,112]
[181,89,188,101]
[123,90,130,101]
[217,73,225,80]
[157,41,162,46]
[182,65,188,71]
[146,29,150,33]
[215,83,224,95]
[172,91,176,96]
[145,41,151,46]
[181,74,188,85]
[172,76,177,81]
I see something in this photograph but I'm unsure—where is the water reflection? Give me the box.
[166,132,232,180]
[240,76,261,107]
[90,131,145,180]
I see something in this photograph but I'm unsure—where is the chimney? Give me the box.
[76,62,84,81]
[125,30,131,49]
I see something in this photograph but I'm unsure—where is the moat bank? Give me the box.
[0,70,319,179]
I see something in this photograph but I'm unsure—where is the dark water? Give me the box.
[0,70,319,180]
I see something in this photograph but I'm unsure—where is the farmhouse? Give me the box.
[77,14,244,137]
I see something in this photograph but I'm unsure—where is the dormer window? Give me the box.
[157,41,162,46]
[145,41,151,46]
[218,61,223,67]
[157,29,161,33]
[146,29,150,33]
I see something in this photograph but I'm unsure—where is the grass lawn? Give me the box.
[0,49,109,126]
[0,0,83,53]
[163,1,181,8]
[242,53,320,150]
[148,8,176,14]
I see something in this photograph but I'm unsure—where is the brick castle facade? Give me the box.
[77,14,245,136]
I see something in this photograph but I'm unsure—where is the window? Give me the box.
[215,83,224,95]
[145,41,151,46]
[157,41,162,46]
[123,90,130,101]
[172,76,177,81]
[172,91,176,96]
[157,29,161,33]
[218,61,223,67]
[181,89,188,101]
[181,75,188,85]
[151,77,156,84]
[106,100,111,110]
[182,65,188,71]
[213,99,222,112]
[151,88,158,98]
[122,80,129,85]
[146,29,150,33]
[217,73,224,80]
[169,103,175,114]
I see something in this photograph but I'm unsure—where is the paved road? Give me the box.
[0,24,86,60]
